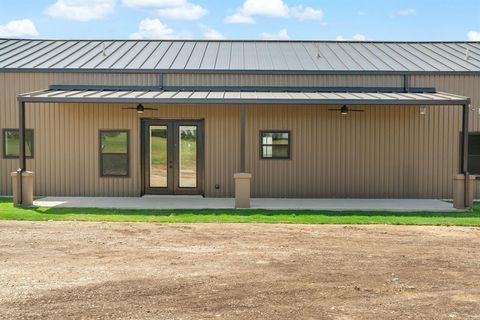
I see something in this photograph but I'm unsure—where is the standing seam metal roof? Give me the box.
[0,39,479,72]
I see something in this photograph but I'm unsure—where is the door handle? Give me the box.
[169,160,173,169]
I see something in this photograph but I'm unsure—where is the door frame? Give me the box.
[141,118,205,196]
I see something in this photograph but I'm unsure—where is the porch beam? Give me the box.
[47,85,437,94]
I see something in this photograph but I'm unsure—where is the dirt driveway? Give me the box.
[0,221,479,319]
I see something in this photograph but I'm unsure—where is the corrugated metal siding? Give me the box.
[164,73,404,87]
[411,74,480,128]
[245,104,461,198]
[1,72,479,198]
[411,74,480,198]
[0,72,240,197]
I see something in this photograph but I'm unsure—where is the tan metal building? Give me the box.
[0,39,479,201]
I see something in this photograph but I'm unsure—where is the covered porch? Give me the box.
[14,85,472,209]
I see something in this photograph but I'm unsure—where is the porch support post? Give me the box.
[234,104,251,208]
[18,101,26,205]
[460,103,473,209]
[13,99,34,207]
[19,100,26,173]
[240,104,246,172]
[461,102,470,208]
[11,170,34,207]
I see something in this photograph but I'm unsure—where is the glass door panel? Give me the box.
[149,126,168,187]
[143,119,203,195]
[178,125,197,188]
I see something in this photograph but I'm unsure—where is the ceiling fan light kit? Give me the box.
[122,104,158,114]
[328,105,364,115]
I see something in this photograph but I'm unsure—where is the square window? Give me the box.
[260,131,290,159]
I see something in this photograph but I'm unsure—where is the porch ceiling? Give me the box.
[17,88,470,105]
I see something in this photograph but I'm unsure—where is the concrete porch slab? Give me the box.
[32,197,459,212]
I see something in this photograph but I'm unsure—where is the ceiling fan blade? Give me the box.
[144,107,158,110]
[328,109,340,111]
[122,107,136,110]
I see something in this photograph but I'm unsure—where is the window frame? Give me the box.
[99,129,130,177]
[465,131,480,175]
[259,130,291,160]
[3,128,34,159]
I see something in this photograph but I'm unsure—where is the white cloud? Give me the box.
[468,31,480,41]
[122,0,184,7]
[225,0,323,24]
[199,24,224,40]
[396,8,416,16]
[129,18,178,39]
[290,5,323,21]
[44,0,115,21]
[123,0,207,21]
[0,19,39,37]
[224,13,255,24]
[336,34,366,41]
[260,28,289,40]
[157,2,207,20]
[242,0,289,17]
[352,34,366,41]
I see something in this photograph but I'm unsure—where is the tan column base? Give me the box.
[453,174,476,209]
[11,171,34,207]
[234,173,252,209]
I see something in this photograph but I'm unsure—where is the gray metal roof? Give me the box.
[0,39,480,73]
[18,88,470,105]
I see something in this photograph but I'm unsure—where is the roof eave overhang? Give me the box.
[3,68,480,76]
[17,96,471,106]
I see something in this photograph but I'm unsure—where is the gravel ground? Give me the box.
[0,221,479,319]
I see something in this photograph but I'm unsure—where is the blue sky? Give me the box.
[0,0,479,41]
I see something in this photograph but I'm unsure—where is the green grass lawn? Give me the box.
[1,198,480,226]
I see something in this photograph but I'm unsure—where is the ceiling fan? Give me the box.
[122,104,158,114]
[328,105,364,115]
